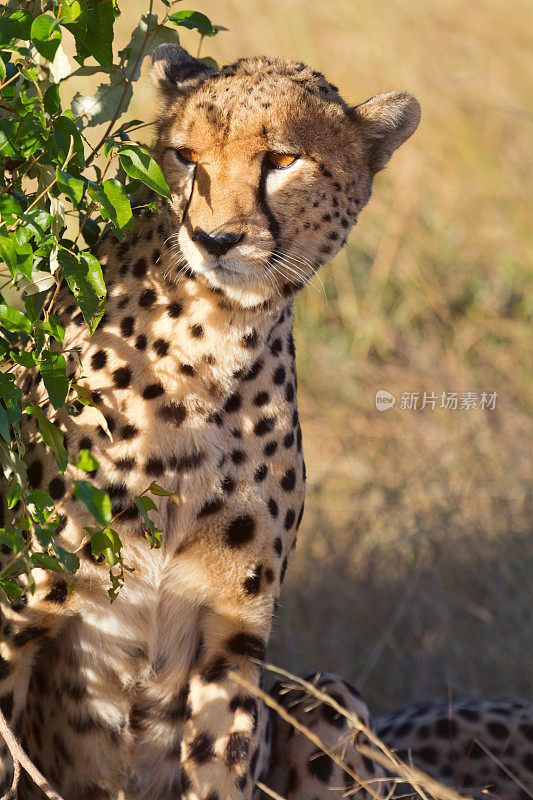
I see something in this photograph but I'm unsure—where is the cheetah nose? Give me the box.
[191,228,244,257]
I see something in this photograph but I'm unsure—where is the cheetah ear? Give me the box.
[350,91,421,173]
[152,44,214,95]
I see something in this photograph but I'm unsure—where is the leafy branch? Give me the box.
[0,0,221,604]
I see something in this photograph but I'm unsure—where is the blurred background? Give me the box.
[85,0,532,711]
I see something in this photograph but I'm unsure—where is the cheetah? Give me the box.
[0,41,529,800]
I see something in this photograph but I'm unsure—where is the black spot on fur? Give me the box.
[281,468,296,491]
[254,464,268,482]
[227,632,265,660]
[201,658,229,684]
[143,383,165,399]
[167,301,183,318]
[113,366,132,389]
[160,402,187,425]
[264,440,278,456]
[139,289,157,308]
[221,475,235,493]
[145,458,164,477]
[48,476,66,500]
[133,258,147,278]
[225,515,255,547]
[224,393,241,413]
[91,350,107,370]
[153,338,169,357]
[225,731,249,767]
[308,750,333,782]
[188,732,214,764]
[273,366,286,385]
[189,323,204,339]
[487,721,509,739]
[242,359,263,381]
[121,423,139,440]
[197,499,224,518]
[243,565,262,595]
[135,334,147,350]
[12,626,46,648]
[45,580,68,604]
[120,316,135,337]
[231,449,246,465]
[254,417,275,436]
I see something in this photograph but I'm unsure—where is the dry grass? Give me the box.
[92,0,532,711]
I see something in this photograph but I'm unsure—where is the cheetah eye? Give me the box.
[175,147,199,165]
[265,152,298,170]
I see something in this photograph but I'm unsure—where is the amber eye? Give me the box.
[265,152,298,170]
[175,147,199,165]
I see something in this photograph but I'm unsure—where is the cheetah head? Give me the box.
[152,44,420,307]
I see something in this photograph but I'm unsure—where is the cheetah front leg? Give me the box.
[180,603,272,800]
[0,572,72,794]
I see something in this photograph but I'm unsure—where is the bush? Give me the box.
[0,0,220,601]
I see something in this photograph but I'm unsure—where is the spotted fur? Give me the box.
[0,45,423,799]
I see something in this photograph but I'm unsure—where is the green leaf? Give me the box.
[58,249,106,333]
[53,115,85,170]
[90,526,121,555]
[74,0,117,71]
[118,145,170,199]
[7,483,22,510]
[44,83,61,114]
[0,439,27,485]
[71,383,113,441]
[9,10,33,41]
[40,351,68,409]
[0,579,25,602]
[27,490,54,510]
[0,304,32,334]
[27,489,55,522]
[0,405,10,445]
[168,10,217,36]
[20,209,54,240]
[60,0,85,27]
[20,271,56,296]
[70,383,93,407]
[30,552,64,573]
[0,195,23,225]
[53,545,79,575]
[73,481,111,526]
[25,405,68,473]
[90,179,133,230]
[42,315,65,344]
[137,496,157,513]
[0,233,33,280]
[31,14,62,63]
[56,169,85,205]
[9,350,39,368]
[149,482,179,501]
[0,374,23,427]
[75,448,99,472]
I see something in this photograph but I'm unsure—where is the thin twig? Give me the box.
[0,708,65,800]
